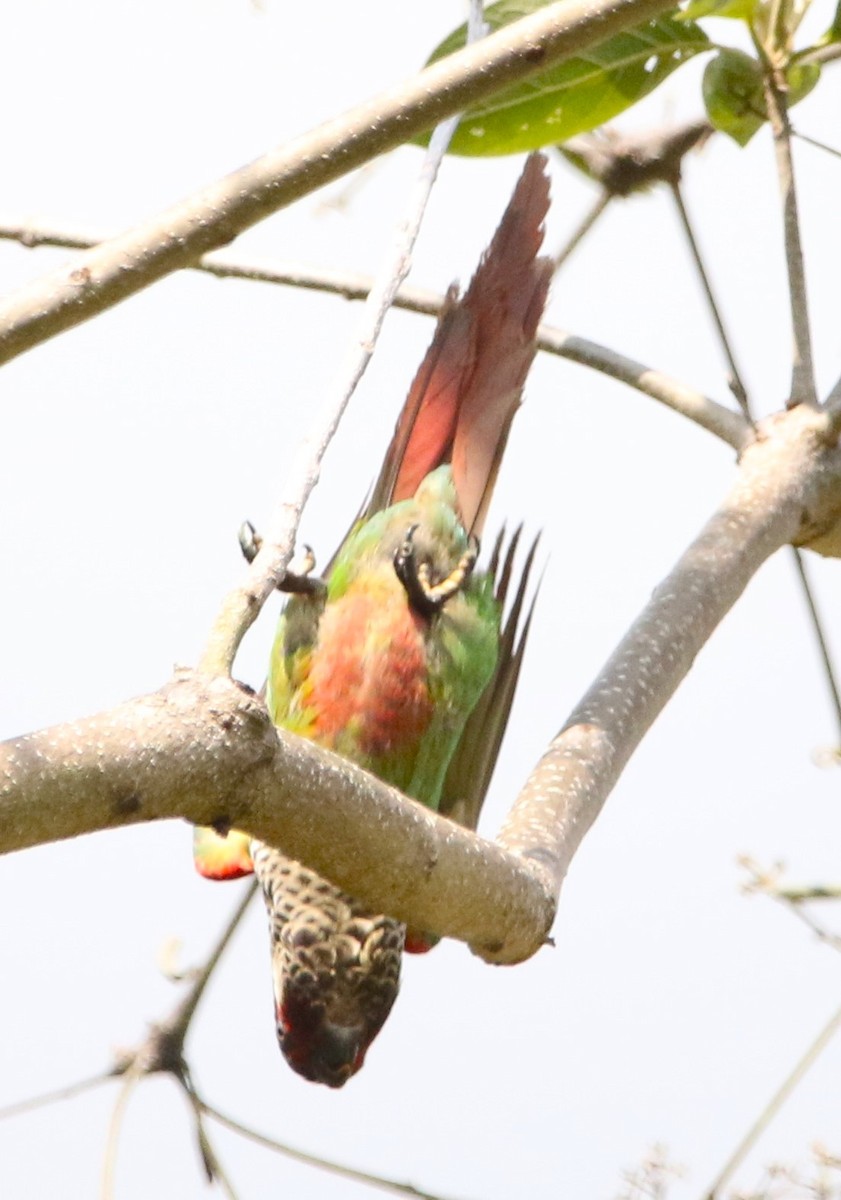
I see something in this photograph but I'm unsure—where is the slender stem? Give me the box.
[0,219,447,310]
[172,879,258,1035]
[794,40,841,67]
[670,181,752,419]
[789,547,841,745]
[539,327,750,448]
[0,1070,116,1120]
[763,68,818,409]
[781,894,841,951]
[699,998,841,1199]
[201,1100,449,1200]
[0,218,751,450]
[198,11,487,678]
[183,1078,240,1197]
[552,191,612,273]
[776,885,841,902]
[100,1066,142,1200]
[790,128,841,160]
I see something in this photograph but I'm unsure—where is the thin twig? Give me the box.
[740,856,841,950]
[183,1077,240,1198]
[699,997,841,1199]
[0,1070,116,1120]
[0,219,447,309]
[100,1065,142,1200]
[776,885,841,902]
[0,218,750,450]
[172,879,258,1035]
[789,547,841,746]
[201,1100,452,1200]
[783,897,841,950]
[198,11,486,678]
[790,127,841,160]
[670,181,752,419]
[0,0,677,368]
[791,40,841,67]
[763,67,818,409]
[552,191,612,273]
[538,326,750,448]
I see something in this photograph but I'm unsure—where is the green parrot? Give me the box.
[194,153,551,1087]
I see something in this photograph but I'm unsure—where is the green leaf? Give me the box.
[678,0,757,22]
[787,59,820,103]
[421,1,710,156]
[816,0,841,43]
[703,48,821,145]
[702,48,766,145]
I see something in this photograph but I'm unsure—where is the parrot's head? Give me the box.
[272,908,405,1088]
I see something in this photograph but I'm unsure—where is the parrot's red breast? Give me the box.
[306,573,434,758]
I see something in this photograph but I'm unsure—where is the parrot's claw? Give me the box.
[238,521,326,596]
[393,524,479,617]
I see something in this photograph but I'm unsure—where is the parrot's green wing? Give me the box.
[439,526,540,833]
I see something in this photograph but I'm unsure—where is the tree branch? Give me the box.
[200,1101,450,1200]
[495,404,841,873]
[699,997,841,1200]
[0,218,751,450]
[4,406,841,967]
[198,14,484,677]
[0,0,677,368]
[538,327,750,449]
[670,181,752,419]
[0,672,555,963]
[763,67,818,409]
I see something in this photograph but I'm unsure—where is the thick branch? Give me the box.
[3,407,840,966]
[0,0,676,367]
[496,403,841,871]
[0,673,554,965]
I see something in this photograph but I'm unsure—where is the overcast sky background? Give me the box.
[2,1,841,1198]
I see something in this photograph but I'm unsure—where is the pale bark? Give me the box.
[4,404,840,965]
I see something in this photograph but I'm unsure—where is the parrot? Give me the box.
[193,152,552,1088]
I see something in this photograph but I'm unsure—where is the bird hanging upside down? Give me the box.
[194,152,552,1087]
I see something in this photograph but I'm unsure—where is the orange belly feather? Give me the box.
[306,578,433,759]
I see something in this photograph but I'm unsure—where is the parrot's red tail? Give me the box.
[370,154,552,537]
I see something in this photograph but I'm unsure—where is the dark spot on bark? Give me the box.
[423,847,439,879]
[218,713,235,731]
[113,792,142,817]
[521,845,560,870]
[212,816,232,837]
[523,43,545,64]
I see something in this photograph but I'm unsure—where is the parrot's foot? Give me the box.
[238,521,326,596]
[393,524,479,617]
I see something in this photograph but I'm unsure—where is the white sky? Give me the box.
[2,2,841,1198]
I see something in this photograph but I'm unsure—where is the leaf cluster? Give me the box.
[421,0,839,154]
